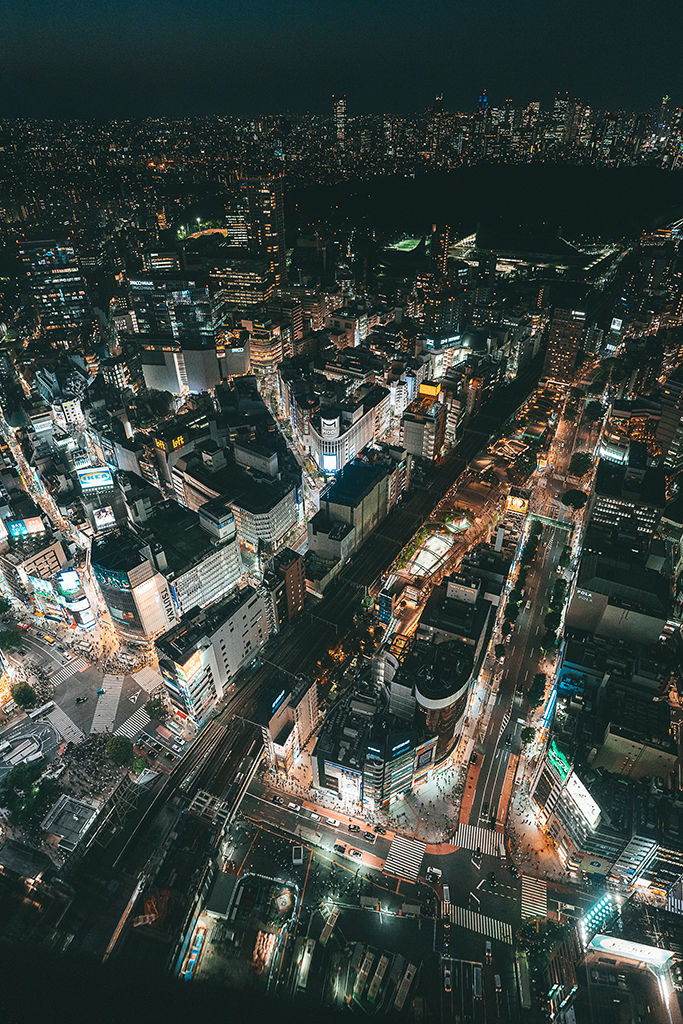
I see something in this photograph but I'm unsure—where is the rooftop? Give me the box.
[156,585,258,664]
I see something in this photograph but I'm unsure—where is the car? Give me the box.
[443,968,452,993]
[75,696,88,704]
[153,742,162,751]
[333,844,346,855]
[470,752,478,764]
[485,940,492,962]
[326,817,340,828]
[443,940,450,956]
[510,865,519,879]
[287,802,301,812]
[489,871,496,886]
[17,623,30,632]
[166,752,176,761]
[505,734,512,745]
[374,825,387,835]
[348,848,362,860]
[482,800,489,815]
[309,812,321,821]
[148,750,157,758]
[363,831,375,841]
[348,823,361,832]
[271,795,284,805]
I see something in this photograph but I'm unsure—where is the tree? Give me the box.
[569,452,592,477]
[0,630,21,650]
[561,489,588,510]
[11,681,37,708]
[0,595,11,615]
[505,602,520,623]
[527,673,547,709]
[544,610,561,632]
[494,643,506,659]
[520,727,536,745]
[106,735,134,764]
[131,756,148,775]
[501,622,512,637]
[584,400,603,422]
[145,697,167,721]
[558,546,571,570]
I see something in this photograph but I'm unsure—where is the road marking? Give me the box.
[521,875,548,919]
[444,904,513,944]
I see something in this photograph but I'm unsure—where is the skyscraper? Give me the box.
[21,240,91,332]
[542,307,585,385]
[239,174,287,287]
[333,94,346,146]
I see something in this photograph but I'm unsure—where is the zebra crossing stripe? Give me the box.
[115,707,151,739]
[383,835,426,882]
[447,904,513,944]
[666,896,683,916]
[453,822,504,857]
[50,658,89,686]
[521,875,548,920]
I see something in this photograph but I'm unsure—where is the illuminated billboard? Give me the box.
[506,494,529,515]
[57,570,81,597]
[94,506,116,529]
[566,772,600,828]
[589,935,673,967]
[610,318,623,332]
[7,517,45,538]
[322,453,337,473]
[547,740,572,782]
[29,576,56,600]
[177,650,203,683]
[77,467,114,491]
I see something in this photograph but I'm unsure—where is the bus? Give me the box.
[394,963,416,1012]
[367,954,390,1005]
[296,938,316,992]
[473,966,483,1000]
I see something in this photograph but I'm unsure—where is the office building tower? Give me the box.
[542,307,585,385]
[156,585,272,727]
[91,533,176,645]
[239,175,287,287]
[21,240,91,332]
[333,94,346,146]
[431,224,450,277]
[258,674,319,775]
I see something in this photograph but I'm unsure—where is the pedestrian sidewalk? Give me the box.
[505,769,572,885]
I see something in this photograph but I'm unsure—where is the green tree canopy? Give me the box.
[520,727,536,745]
[544,610,562,632]
[11,681,37,708]
[0,596,12,615]
[584,400,604,422]
[0,630,21,650]
[527,673,547,709]
[501,622,512,637]
[106,735,134,764]
[494,644,506,659]
[561,489,588,510]
[558,546,571,569]
[569,452,592,477]
[145,697,167,721]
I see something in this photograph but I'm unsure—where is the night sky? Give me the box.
[3,0,681,118]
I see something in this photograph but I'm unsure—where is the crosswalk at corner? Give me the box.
[442,902,513,944]
[521,874,548,920]
[115,706,151,740]
[50,658,89,686]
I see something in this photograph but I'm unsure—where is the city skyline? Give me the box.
[1,0,679,118]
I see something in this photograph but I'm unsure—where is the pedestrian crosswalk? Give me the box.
[115,707,151,740]
[521,874,548,920]
[90,675,124,734]
[47,706,84,743]
[443,903,513,944]
[50,658,89,686]
[453,822,504,858]
[383,835,426,883]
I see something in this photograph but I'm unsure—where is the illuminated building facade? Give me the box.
[542,307,586,385]
[21,240,91,332]
[156,585,272,727]
[239,174,287,287]
[258,674,319,775]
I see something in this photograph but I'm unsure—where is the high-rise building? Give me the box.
[272,547,305,620]
[156,585,272,728]
[431,223,450,276]
[542,307,585,385]
[333,94,346,146]
[239,175,287,287]
[21,240,91,332]
[91,533,176,645]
